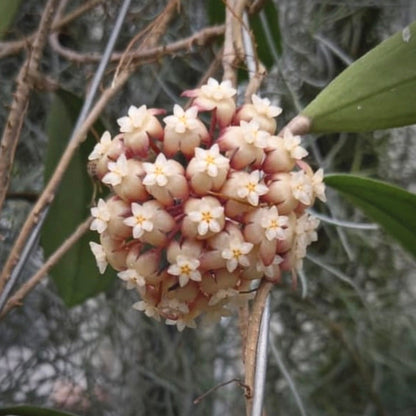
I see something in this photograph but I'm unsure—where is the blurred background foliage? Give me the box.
[1,0,416,415]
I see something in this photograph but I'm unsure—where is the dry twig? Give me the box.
[0,0,60,215]
[243,281,273,416]
[0,0,105,59]
[0,0,180,300]
[48,23,224,64]
[0,217,92,320]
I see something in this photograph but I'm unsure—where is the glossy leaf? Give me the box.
[303,21,416,132]
[324,174,416,258]
[0,0,21,40]
[0,406,80,416]
[41,89,116,307]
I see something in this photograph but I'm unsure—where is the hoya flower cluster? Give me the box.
[88,78,326,331]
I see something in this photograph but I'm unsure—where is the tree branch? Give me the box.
[48,24,224,64]
[0,217,92,320]
[244,280,273,416]
[0,0,105,59]
[0,0,181,303]
[0,0,60,214]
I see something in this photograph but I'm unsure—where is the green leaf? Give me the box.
[0,0,21,40]
[0,405,80,416]
[207,0,225,25]
[303,21,416,132]
[41,89,116,307]
[250,2,281,69]
[324,174,416,258]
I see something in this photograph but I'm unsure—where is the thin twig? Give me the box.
[0,0,105,59]
[0,0,180,298]
[244,280,273,416]
[193,378,250,404]
[242,11,266,103]
[222,0,237,85]
[0,0,60,215]
[0,0,132,314]
[0,217,92,320]
[48,24,225,64]
[231,0,248,63]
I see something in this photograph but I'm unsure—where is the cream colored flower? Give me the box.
[221,238,253,272]
[187,204,224,236]
[89,242,107,274]
[251,94,282,118]
[260,206,289,241]
[237,170,269,206]
[117,105,149,133]
[163,105,200,133]
[124,202,154,239]
[192,144,229,177]
[117,268,145,289]
[88,131,112,161]
[90,199,111,234]
[282,130,308,160]
[165,317,197,331]
[102,154,128,187]
[240,120,269,148]
[290,170,313,205]
[168,255,202,287]
[200,78,236,101]
[183,78,237,127]
[143,153,173,187]
[256,255,283,279]
[133,300,161,321]
[311,168,327,202]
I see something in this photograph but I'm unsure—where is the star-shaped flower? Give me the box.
[255,255,283,278]
[167,255,201,287]
[311,168,327,202]
[251,94,282,118]
[221,238,253,272]
[90,199,111,234]
[290,170,313,205]
[165,317,197,332]
[89,242,107,274]
[117,105,149,133]
[237,170,269,206]
[163,105,200,134]
[102,154,128,186]
[123,202,154,239]
[117,268,146,289]
[282,130,308,160]
[260,206,289,241]
[142,153,174,187]
[240,120,269,148]
[200,78,236,101]
[133,300,161,321]
[88,131,112,161]
[192,144,229,177]
[187,204,224,236]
